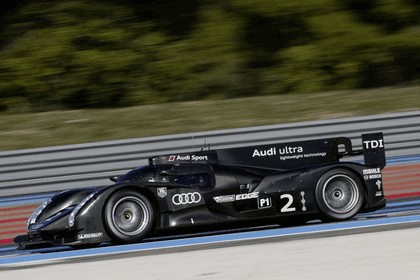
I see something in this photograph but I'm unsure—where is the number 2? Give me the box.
[280,194,296,213]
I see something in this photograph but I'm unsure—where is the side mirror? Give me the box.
[110,176,120,182]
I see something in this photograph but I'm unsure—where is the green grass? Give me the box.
[1,86,420,151]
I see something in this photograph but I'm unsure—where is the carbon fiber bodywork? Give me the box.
[15,133,386,249]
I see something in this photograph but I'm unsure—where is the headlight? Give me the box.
[28,198,52,227]
[68,192,96,228]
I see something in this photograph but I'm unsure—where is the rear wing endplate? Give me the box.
[361,132,386,169]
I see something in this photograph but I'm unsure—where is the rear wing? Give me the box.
[334,132,386,169]
[149,132,386,170]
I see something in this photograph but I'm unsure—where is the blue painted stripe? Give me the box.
[387,154,420,165]
[357,199,420,216]
[364,205,420,215]
[0,193,54,203]
[2,214,420,266]
[0,193,55,207]
[0,247,15,252]
[386,199,420,208]
[355,154,420,165]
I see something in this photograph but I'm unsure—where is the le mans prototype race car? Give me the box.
[15,133,386,249]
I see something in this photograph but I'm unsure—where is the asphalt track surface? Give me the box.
[2,228,420,279]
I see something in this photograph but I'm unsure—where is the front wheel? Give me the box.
[315,169,364,221]
[104,190,155,244]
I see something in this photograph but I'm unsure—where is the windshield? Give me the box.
[117,164,213,188]
[117,165,156,183]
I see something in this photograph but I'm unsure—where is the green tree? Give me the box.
[0,0,419,112]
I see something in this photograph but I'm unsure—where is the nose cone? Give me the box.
[29,208,73,233]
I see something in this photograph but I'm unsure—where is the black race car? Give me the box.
[15,133,386,249]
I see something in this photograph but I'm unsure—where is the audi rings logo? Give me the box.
[172,192,202,205]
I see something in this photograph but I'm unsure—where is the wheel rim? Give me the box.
[111,196,150,236]
[321,174,360,214]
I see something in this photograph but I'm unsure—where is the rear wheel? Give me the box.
[104,190,154,244]
[315,169,364,221]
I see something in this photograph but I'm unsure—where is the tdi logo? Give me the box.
[363,140,384,149]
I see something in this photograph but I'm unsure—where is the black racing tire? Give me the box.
[104,190,155,244]
[315,169,364,221]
